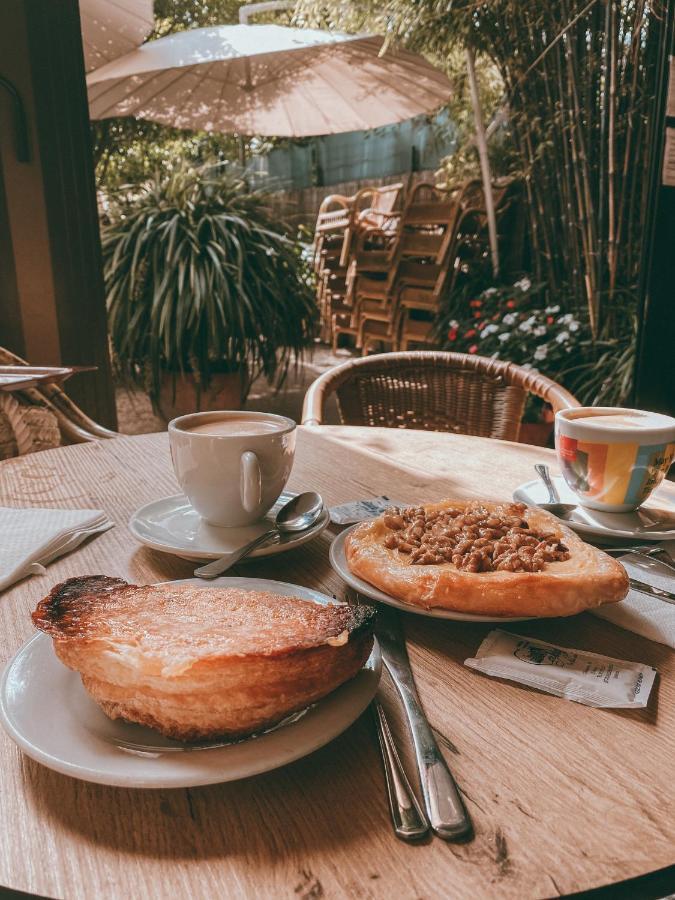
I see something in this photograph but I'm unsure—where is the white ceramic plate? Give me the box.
[513,475,675,543]
[329,526,534,622]
[129,491,330,561]
[0,577,381,788]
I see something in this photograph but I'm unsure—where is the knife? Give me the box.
[629,578,675,606]
[374,602,472,840]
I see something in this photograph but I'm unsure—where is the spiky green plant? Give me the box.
[102,165,316,407]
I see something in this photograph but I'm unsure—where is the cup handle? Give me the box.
[240,450,262,513]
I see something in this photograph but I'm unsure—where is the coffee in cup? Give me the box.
[555,406,675,512]
[168,411,296,526]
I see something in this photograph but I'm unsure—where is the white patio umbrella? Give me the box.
[80,0,154,73]
[86,24,452,137]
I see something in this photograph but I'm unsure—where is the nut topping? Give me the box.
[381,502,570,572]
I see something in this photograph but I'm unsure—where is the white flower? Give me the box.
[533,325,547,337]
[498,332,511,342]
[545,305,560,314]
[480,323,499,338]
[534,345,548,361]
[519,316,535,333]
[556,331,570,343]
[514,277,531,292]
[568,320,580,332]
[559,313,574,325]
[521,363,539,373]
[484,287,498,297]
[502,313,517,325]
[449,319,459,328]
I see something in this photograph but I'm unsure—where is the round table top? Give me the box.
[0,426,673,899]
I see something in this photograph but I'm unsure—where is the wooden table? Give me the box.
[1,427,674,899]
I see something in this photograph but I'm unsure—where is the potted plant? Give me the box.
[102,164,316,419]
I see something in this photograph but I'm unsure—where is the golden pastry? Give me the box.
[345,500,628,617]
[32,576,375,741]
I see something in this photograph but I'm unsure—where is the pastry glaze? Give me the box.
[32,577,375,741]
[345,500,628,617]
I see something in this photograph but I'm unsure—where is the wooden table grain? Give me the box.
[0,426,673,899]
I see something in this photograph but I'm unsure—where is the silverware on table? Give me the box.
[604,545,675,575]
[628,577,675,605]
[533,464,577,519]
[372,698,429,842]
[194,491,324,579]
[374,602,472,841]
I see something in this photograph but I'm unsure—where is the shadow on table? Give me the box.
[21,715,386,863]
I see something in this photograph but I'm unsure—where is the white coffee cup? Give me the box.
[168,411,296,527]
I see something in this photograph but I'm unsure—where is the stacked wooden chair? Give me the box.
[315,177,522,354]
[334,180,485,353]
[312,184,403,346]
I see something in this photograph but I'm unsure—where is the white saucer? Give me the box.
[329,526,534,622]
[0,577,381,788]
[513,475,675,543]
[129,491,331,560]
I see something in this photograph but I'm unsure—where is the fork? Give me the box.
[603,545,675,575]
[372,698,429,842]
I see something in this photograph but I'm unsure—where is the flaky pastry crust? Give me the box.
[345,500,628,617]
[32,577,375,741]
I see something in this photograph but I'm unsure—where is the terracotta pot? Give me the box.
[157,370,243,421]
[518,422,554,447]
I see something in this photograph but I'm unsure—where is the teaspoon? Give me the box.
[194,491,324,579]
[534,464,577,519]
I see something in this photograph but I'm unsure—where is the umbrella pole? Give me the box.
[465,47,499,279]
[238,135,246,167]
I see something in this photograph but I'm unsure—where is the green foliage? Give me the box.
[93,119,240,197]
[152,0,242,37]
[438,278,637,408]
[102,165,317,407]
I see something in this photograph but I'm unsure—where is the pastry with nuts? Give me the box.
[344,500,628,617]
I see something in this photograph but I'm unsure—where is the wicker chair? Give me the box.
[301,351,580,442]
[0,347,117,459]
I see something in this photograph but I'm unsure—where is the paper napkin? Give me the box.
[592,541,675,649]
[0,506,114,593]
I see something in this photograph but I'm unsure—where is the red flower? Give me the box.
[473,310,482,319]
[447,328,458,341]
[477,320,486,330]
[469,299,482,308]
[465,328,477,338]
[506,299,516,308]
[468,344,478,354]
[492,313,500,320]
[546,315,554,324]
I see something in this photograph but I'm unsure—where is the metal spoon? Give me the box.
[533,464,577,519]
[194,491,324,579]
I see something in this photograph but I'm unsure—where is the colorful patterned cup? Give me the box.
[555,407,675,513]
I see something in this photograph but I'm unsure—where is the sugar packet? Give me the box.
[330,497,405,525]
[464,629,656,709]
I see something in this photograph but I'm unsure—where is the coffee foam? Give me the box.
[186,418,285,437]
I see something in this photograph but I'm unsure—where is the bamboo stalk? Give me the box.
[606,0,617,301]
[465,46,500,278]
